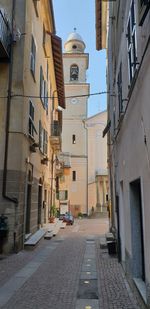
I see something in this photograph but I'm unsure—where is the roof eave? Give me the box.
[96,0,107,51]
[51,34,66,109]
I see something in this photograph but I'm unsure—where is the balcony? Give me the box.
[0,9,11,61]
[55,161,64,176]
[95,168,108,176]
[50,121,61,151]
[59,152,71,168]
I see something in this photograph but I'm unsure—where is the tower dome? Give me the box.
[64,31,86,53]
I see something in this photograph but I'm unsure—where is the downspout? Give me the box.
[2,0,18,251]
[50,90,57,215]
[2,0,18,204]
[83,120,88,216]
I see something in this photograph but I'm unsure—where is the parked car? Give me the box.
[63,213,74,225]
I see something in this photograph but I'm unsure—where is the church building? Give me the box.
[59,31,90,217]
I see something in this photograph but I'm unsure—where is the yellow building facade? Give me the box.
[85,111,109,216]
[0,0,65,253]
[58,32,89,217]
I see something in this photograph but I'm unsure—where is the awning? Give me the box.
[103,120,111,137]
[51,34,66,109]
[95,0,107,50]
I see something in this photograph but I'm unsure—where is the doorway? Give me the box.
[130,179,145,281]
[38,185,42,227]
[25,184,32,234]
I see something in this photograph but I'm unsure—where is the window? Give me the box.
[46,60,49,81]
[43,24,46,45]
[30,35,36,77]
[39,121,48,154]
[117,63,123,116]
[40,67,48,112]
[59,190,68,200]
[127,1,138,84]
[72,134,76,144]
[40,66,45,104]
[70,64,79,81]
[56,177,59,194]
[44,80,48,113]
[29,101,37,138]
[72,45,77,49]
[72,171,76,181]
[138,0,150,25]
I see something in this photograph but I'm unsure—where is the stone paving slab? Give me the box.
[77,279,99,299]
[0,244,59,308]
[75,299,99,309]
[81,264,97,272]
[80,271,97,280]
[0,218,146,309]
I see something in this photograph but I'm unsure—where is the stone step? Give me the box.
[106,232,114,241]
[60,222,66,229]
[24,228,46,247]
[44,230,53,240]
[90,212,108,219]
[100,237,107,249]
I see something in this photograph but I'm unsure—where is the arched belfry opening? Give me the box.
[70,64,79,81]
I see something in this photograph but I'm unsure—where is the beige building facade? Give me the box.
[0,0,65,253]
[59,32,90,217]
[85,111,109,215]
[96,0,150,306]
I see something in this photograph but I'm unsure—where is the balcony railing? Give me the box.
[58,152,71,168]
[0,9,11,60]
[50,121,61,151]
[51,121,61,137]
[95,168,108,176]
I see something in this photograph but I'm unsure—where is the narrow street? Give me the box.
[0,218,142,309]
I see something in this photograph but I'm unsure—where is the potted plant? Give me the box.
[49,205,57,223]
[78,212,83,219]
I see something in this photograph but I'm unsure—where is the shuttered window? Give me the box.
[29,101,37,138]
[40,66,48,112]
[39,121,48,154]
[127,1,138,83]
[30,35,36,77]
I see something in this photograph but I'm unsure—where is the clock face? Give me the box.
[71,98,78,104]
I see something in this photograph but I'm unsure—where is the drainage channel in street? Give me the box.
[75,238,99,309]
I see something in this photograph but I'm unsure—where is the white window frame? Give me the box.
[29,101,37,138]
[30,35,36,77]
[126,0,138,84]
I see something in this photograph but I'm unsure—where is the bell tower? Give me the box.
[60,31,90,216]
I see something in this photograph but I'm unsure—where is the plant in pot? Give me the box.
[49,205,57,223]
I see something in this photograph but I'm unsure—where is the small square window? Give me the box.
[72,171,76,181]
[72,134,76,144]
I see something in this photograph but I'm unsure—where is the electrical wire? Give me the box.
[0,91,114,100]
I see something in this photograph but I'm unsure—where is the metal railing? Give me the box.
[51,121,61,137]
[0,9,11,58]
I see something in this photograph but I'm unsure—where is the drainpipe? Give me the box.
[2,0,18,251]
[49,90,57,215]
[2,0,17,204]
[83,120,88,216]
[50,152,54,215]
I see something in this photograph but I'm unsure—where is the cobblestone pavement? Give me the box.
[0,218,144,308]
